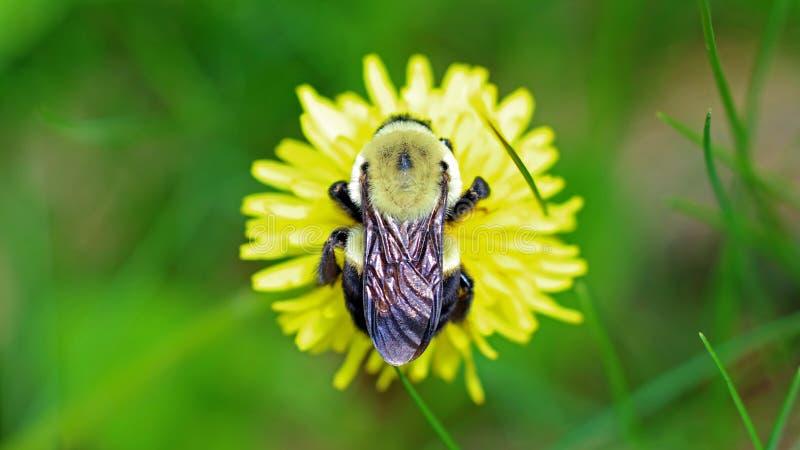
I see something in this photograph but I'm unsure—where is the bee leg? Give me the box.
[451,269,475,321]
[329,181,362,222]
[436,269,465,333]
[446,176,490,222]
[342,262,367,332]
[318,227,349,285]
[437,267,474,332]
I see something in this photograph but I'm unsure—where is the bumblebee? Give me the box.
[318,115,490,366]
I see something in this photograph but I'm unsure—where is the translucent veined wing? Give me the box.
[361,173,447,366]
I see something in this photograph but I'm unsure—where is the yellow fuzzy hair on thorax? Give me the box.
[352,121,461,222]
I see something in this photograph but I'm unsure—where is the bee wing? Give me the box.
[362,175,448,366]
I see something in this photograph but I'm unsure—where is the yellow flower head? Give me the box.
[241,54,586,404]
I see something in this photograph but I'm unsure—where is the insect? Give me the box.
[318,115,490,366]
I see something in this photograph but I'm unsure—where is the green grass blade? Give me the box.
[699,332,764,450]
[666,197,724,228]
[551,311,800,449]
[487,117,548,215]
[469,100,548,215]
[695,0,789,234]
[657,111,737,167]
[698,0,749,157]
[766,367,800,450]
[394,367,462,450]
[702,112,736,224]
[702,112,772,319]
[576,282,643,449]
[658,112,800,210]
[745,0,792,134]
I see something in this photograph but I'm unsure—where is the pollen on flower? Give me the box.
[241,53,586,404]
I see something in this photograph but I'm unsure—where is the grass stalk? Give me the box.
[576,282,643,449]
[765,367,800,450]
[698,0,749,159]
[699,332,764,450]
[394,367,462,450]
[745,0,792,134]
[657,112,800,210]
[702,112,768,310]
[702,112,736,224]
[469,98,549,216]
[552,311,800,449]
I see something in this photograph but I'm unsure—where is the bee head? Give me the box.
[349,117,461,221]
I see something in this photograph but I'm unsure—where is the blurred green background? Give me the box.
[1,0,799,449]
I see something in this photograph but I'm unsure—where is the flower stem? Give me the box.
[393,366,462,450]
[699,332,765,450]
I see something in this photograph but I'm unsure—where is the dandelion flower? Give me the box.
[241,54,586,404]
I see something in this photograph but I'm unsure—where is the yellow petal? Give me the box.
[331,327,354,353]
[532,273,575,292]
[463,352,485,404]
[336,92,373,125]
[307,313,351,355]
[476,281,535,343]
[251,254,319,292]
[534,238,581,257]
[295,312,327,351]
[297,84,356,139]
[489,316,533,343]
[451,114,493,178]
[432,336,461,382]
[363,54,397,115]
[241,212,340,261]
[402,54,433,112]
[275,138,344,181]
[271,284,335,313]
[495,87,534,142]
[465,263,514,299]
[520,145,559,176]
[523,291,584,324]
[469,301,495,335]
[299,114,352,173]
[333,335,372,390]
[285,224,330,251]
[442,66,488,118]
[240,242,301,260]
[541,175,566,199]
[446,324,470,353]
[365,349,384,374]
[540,257,588,276]
[467,322,498,360]
[276,309,315,335]
[446,325,486,404]
[251,160,326,199]
[408,340,436,382]
[376,365,396,391]
[500,288,538,333]
[502,174,565,203]
[241,193,312,219]
[521,125,554,148]
[484,253,527,272]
